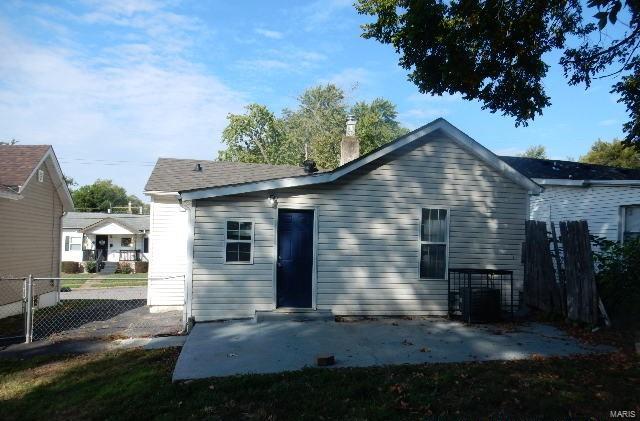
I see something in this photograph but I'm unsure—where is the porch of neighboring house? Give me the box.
[79,220,149,272]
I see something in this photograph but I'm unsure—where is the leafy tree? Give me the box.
[580,139,640,168]
[283,84,349,169]
[63,175,77,191]
[518,145,548,159]
[351,98,409,154]
[72,179,143,212]
[217,84,408,169]
[218,104,288,165]
[356,0,640,149]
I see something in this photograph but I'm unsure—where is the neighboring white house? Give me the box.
[0,145,74,321]
[144,118,543,320]
[62,212,149,265]
[501,156,640,242]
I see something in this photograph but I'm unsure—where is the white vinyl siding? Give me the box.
[147,196,187,306]
[530,185,640,241]
[190,137,528,320]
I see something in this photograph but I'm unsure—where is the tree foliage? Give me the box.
[518,145,548,159]
[218,84,407,169]
[218,104,287,165]
[356,0,640,149]
[72,179,143,212]
[580,138,640,168]
[352,98,409,155]
[283,84,349,169]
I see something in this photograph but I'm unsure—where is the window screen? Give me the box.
[623,205,640,241]
[226,221,253,263]
[420,209,449,279]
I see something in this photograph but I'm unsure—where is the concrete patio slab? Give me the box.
[173,319,614,380]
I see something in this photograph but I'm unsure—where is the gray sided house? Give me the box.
[0,145,74,316]
[145,119,542,321]
[502,157,640,242]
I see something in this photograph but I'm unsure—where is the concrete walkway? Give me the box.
[173,319,613,380]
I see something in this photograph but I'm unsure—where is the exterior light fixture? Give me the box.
[268,194,278,208]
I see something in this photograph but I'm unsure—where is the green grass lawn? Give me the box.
[61,273,147,288]
[0,348,637,420]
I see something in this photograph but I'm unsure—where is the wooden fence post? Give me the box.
[560,220,598,324]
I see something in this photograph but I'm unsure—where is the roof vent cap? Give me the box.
[302,159,318,174]
[193,163,203,172]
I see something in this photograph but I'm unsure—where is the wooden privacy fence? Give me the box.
[523,220,599,324]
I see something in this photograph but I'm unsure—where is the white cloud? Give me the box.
[598,118,617,126]
[320,67,372,88]
[235,47,327,73]
[255,28,284,39]
[399,107,450,129]
[0,12,245,198]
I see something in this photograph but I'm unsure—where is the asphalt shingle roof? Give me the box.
[63,212,149,232]
[501,156,640,180]
[144,158,324,193]
[0,145,50,189]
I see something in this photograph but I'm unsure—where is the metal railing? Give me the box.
[0,275,184,344]
[119,250,141,261]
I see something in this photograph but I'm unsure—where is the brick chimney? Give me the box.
[340,115,359,166]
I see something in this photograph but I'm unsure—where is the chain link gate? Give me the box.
[0,277,28,346]
[0,275,184,344]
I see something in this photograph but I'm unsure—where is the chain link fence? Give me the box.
[0,275,184,345]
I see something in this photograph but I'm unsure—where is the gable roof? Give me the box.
[146,118,542,200]
[63,212,149,232]
[500,156,640,181]
[0,145,74,210]
[0,145,50,189]
[144,159,319,194]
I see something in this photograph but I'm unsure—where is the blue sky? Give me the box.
[0,0,629,200]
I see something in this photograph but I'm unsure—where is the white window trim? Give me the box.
[419,207,450,281]
[37,169,44,182]
[224,218,255,264]
[70,236,82,250]
[621,204,640,243]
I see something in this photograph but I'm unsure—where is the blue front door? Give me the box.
[277,210,314,308]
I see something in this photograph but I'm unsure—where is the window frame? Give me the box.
[120,237,133,247]
[621,204,640,243]
[224,218,255,265]
[418,207,450,281]
[69,236,82,251]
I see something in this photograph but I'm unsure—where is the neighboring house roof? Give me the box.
[501,156,640,180]
[144,119,542,199]
[63,212,149,232]
[0,145,50,189]
[0,144,74,210]
[144,159,320,193]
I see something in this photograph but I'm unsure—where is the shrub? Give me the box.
[592,237,640,326]
[116,262,133,274]
[134,261,148,273]
[60,261,81,274]
[84,260,97,273]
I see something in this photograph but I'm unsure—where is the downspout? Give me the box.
[179,198,195,331]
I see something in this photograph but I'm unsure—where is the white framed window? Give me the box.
[622,205,640,242]
[37,169,44,182]
[121,237,132,247]
[420,208,449,280]
[225,220,254,264]
[65,236,82,251]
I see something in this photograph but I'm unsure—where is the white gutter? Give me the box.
[533,178,640,187]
